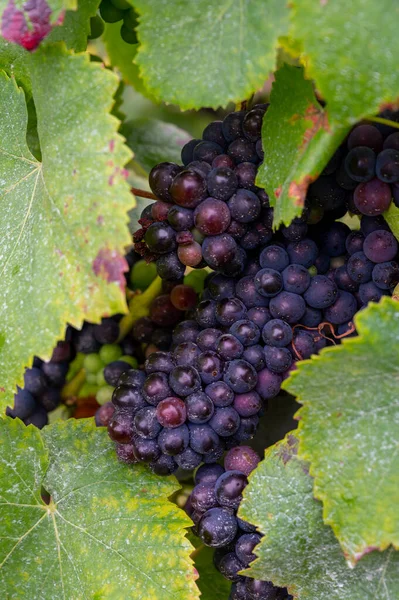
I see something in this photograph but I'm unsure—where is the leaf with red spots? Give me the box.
[0,0,75,50]
[256,64,348,227]
[0,44,134,415]
[239,433,399,599]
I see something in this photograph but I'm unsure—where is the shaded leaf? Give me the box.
[47,0,99,51]
[257,64,348,227]
[284,298,399,564]
[0,45,133,415]
[134,0,289,109]
[189,538,231,600]
[239,433,399,599]
[0,418,199,599]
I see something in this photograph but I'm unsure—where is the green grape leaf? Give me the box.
[290,0,399,124]
[239,433,399,599]
[103,22,152,98]
[0,418,199,599]
[284,297,399,564]
[47,0,100,51]
[0,38,31,95]
[122,117,191,174]
[384,203,399,242]
[257,64,348,227]
[0,45,134,415]
[188,537,231,600]
[133,0,289,109]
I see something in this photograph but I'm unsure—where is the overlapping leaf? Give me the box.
[284,298,399,564]
[133,0,289,109]
[0,45,134,414]
[239,434,399,599]
[0,418,198,599]
[47,0,99,51]
[188,536,231,600]
[257,65,348,227]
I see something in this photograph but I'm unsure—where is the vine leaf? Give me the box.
[133,0,289,110]
[122,117,191,174]
[188,535,231,600]
[46,0,100,52]
[257,64,348,227]
[239,434,399,599]
[290,0,399,123]
[284,297,399,564]
[0,0,75,50]
[0,418,199,599]
[0,45,134,415]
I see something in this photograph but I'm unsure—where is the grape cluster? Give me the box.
[185,448,291,600]
[135,108,399,282]
[88,0,138,44]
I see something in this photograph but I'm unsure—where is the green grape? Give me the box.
[99,344,123,364]
[99,0,124,23]
[308,265,318,277]
[78,382,99,398]
[120,355,138,368]
[83,353,104,374]
[129,259,157,291]
[86,372,99,385]
[184,269,209,294]
[66,352,85,382]
[96,370,107,387]
[123,7,138,29]
[111,0,131,8]
[88,15,104,40]
[120,23,138,45]
[96,385,114,406]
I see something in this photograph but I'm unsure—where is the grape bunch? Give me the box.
[88,0,138,44]
[185,448,291,600]
[134,107,399,282]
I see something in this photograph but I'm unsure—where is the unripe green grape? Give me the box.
[97,370,107,386]
[99,0,124,23]
[96,385,114,406]
[83,353,104,374]
[120,23,138,45]
[86,372,99,385]
[88,15,105,40]
[66,352,85,382]
[99,344,123,364]
[119,355,138,368]
[129,259,157,291]
[184,269,209,294]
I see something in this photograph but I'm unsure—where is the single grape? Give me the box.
[156,397,187,428]
[224,446,260,475]
[108,410,134,444]
[167,205,194,231]
[216,552,244,582]
[323,291,357,324]
[24,367,46,396]
[230,320,260,346]
[223,359,257,394]
[158,425,189,456]
[254,268,283,298]
[376,148,399,183]
[235,533,262,567]
[344,146,376,182]
[347,124,383,152]
[282,219,308,242]
[242,345,266,371]
[24,406,48,429]
[286,238,318,268]
[235,162,257,190]
[191,482,218,512]
[245,578,281,600]
[216,298,247,327]
[363,230,398,263]
[255,368,282,400]
[247,306,272,328]
[203,120,227,148]
[228,189,261,223]
[198,507,238,548]
[169,170,207,208]
[209,407,240,437]
[189,423,220,454]
[205,381,234,407]
[228,138,258,164]
[269,292,306,324]
[215,470,248,509]
[360,214,390,235]
[95,402,115,427]
[347,251,374,283]
[170,284,197,311]
[117,368,146,388]
[99,0,124,23]
[217,334,244,360]
[120,23,137,44]
[144,222,176,254]
[242,107,265,141]
[303,275,338,309]
[7,388,36,420]
[372,261,399,289]
[236,276,269,308]
[207,167,238,200]
[175,447,202,470]
[194,197,231,235]
[186,391,214,424]
[181,139,201,165]
[259,246,289,271]
[282,264,310,295]
[142,372,171,405]
[169,366,201,396]
[345,230,365,255]
[115,443,137,464]
[264,346,292,373]
[202,234,238,270]
[334,265,360,292]
[173,320,201,345]
[88,15,105,39]
[133,436,161,462]
[133,407,162,439]
[196,351,223,384]
[103,361,132,386]
[41,361,68,387]
[145,351,175,374]
[353,179,392,215]
[149,454,177,476]
[359,281,386,304]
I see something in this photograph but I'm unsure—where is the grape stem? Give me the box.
[131,187,158,200]
[61,368,86,401]
[292,321,356,360]
[117,276,163,342]
[366,116,399,130]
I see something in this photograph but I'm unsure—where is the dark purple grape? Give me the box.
[344,146,376,182]
[181,139,201,165]
[203,120,227,148]
[334,265,360,292]
[202,234,238,270]
[347,251,374,283]
[24,406,48,428]
[348,124,383,152]
[282,219,308,241]
[193,141,223,164]
[376,148,399,183]
[191,482,218,512]
[205,381,234,407]
[269,292,306,324]
[149,454,177,475]
[173,342,201,367]
[360,215,390,235]
[195,299,217,328]
[134,406,162,439]
[224,445,260,475]
[359,281,386,304]
[197,328,221,352]
[324,291,357,324]
[282,264,310,294]
[224,360,257,393]
[228,190,261,223]
[173,320,200,345]
[150,328,173,350]
[142,372,171,405]
[198,507,238,547]
[234,414,260,441]
[104,361,132,386]
[189,423,220,454]
[353,179,392,215]
[372,261,399,289]
[108,410,133,444]
[213,154,235,169]
[216,298,247,327]
[303,275,338,309]
[217,334,244,360]
[229,581,248,600]
[112,386,146,412]
[170,170,207,208]
[208,273,236,301]
[235,162,257,189]
[7,388,36,420]
[228,137,258,164]
[145,351,175,374]
[321,222,351,257]
[169,366,201,397]
[222,111,245,142]
[117,368,146,388]
[242,107,265,141]
[345,230,365,255]
[149,162,180,201]
[144,222,176,254]
[254,268,283,298]
[242,345,266,371]
[216,552,244,582]
[230,320,260,346]
[255,368,282,400]
[215,470,248,509]
[95,402,115,427]
[207,167,238,200]
[300,306,322,327]
[236,276,269,308]
[287,238,318,268]
[177,241,203,268]
[156,397,186,428]
[194,198,231,235]
[308,176,346,211]
[245,578,281,600]
[264,346,292,373]
[24,367,46,396]
[247,306,272,328]
[196,351,223,384]
[384,132,399,150]
[167,205,194,231]
[175,447,202,470]
[314,253,330,274]
[209,407,240,437]
[131,317,154,343]
[186,391,214,424]
[116,443,137,464]
[150,294,183,327]
[195,463,225,485]
[93,318,119,344]
[292,330,316,359]
[133,436,161,462]
[363,230,398,263]
[158,424,189,455]
[235,533,262,567]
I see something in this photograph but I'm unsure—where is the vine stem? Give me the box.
[365,116,399,130]
[190,544,205,559]
[61,368,86,400]
[117,276,163,343]
[131,187,157,200]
